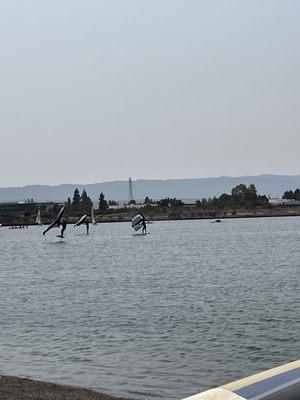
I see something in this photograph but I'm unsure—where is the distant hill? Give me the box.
[0,175,299,202]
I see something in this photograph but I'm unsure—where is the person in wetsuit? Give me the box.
[57,220,67,238]
[141,214,147,235]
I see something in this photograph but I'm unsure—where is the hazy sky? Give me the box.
[1,0,299,186]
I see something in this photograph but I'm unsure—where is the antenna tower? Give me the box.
[128,177,135,204]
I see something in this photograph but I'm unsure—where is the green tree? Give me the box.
[81,189,93,214]
[201,198,208,208]
[245,184,258,208]
[72,188,81,213]
[144,196,154,204]
[65,197,72,214]
[210,196,219,209]
[282,190,294,199]
[144,196,150,204]
[231,184,258,208]
[282,188,300,201]
[157,197,184,207]
[157,198,170,207]
[129,199,136,205]
[170,198,184,206]
[257,195,269,206]
[216,193,231,209]
[231,184,248,207]
[99,192,108,211]
[195,199,202,207]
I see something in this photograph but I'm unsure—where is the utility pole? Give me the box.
[128,177,135,204]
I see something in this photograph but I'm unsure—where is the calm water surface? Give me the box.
[0,217,299,400]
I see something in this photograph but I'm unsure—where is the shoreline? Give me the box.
[96,210,300,223]
[1,208,300,227]
[0,375,135,400]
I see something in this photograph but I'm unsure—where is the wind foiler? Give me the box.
[74,215,88,227]
[131,213,144,231]
[131,213,149,235]
[43,206,66,237]
[74,214,89,235]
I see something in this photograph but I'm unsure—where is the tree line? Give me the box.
[153,184,300,210]
[150,184,269,210]
[195,184,268,209]
[66,183,299,215]
[66,189,116,214]
[282,188,300,200]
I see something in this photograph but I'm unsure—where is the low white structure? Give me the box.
[269,198,300,206]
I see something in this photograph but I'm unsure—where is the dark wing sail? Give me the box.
[134,222,143,231]
[132,214,144,228]
[42,206,65,236]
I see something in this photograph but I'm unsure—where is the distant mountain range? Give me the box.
[0,175,299,203]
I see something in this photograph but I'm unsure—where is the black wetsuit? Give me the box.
[60,221,67,238]
[141,215,146,235]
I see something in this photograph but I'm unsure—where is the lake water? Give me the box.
[0,217,299,400]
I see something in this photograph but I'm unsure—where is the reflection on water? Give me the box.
[0,217,299,400]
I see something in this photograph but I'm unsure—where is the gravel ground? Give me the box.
[0,376,135,400]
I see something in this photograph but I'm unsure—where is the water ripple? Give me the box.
[0,217,299,400]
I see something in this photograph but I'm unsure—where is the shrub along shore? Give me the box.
[0,205,299,227]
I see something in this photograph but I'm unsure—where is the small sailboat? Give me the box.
[91,207,97,225]
[36,207,42,225]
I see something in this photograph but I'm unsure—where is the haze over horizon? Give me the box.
[1,1,299,187]
[0,172,300,190]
